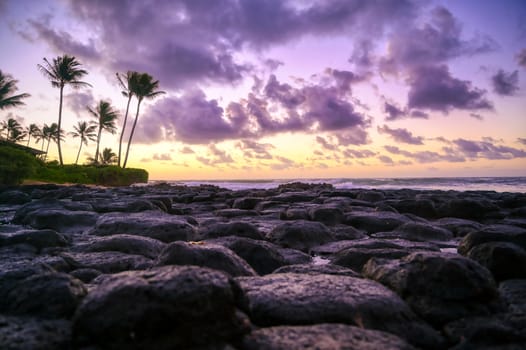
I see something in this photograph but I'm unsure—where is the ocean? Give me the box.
[149,177,526,193]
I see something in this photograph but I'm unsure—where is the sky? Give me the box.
[1,0,525,180]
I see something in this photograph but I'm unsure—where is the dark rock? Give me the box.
[279,207,309,220]
[356,190,385,202]
[89,210,197,243]
[236,273,443,349]
[467,242,526,281]
[0,315,71,350]
[72,265,251,349]
[308,205,345,226]
[18,208,98,233]
[332,247,412,272]
[156,241,257,277]
[373,222,453,242]
[233,197,261,210]
[0,190,31,204]
[77,234,165,259]
[384,199,438,219]
[69,268,102,283]
[437,198,501,220]
[434,217,484,237]
[312,238,440,257]
[197,221,264,240]
[331,225,367,240]
[215,208,259,218]
[499,279,526,314]
[12,198,93,224]
[91,199,159,213]
[344,211,410,234]
[458,225,526,255]
[0,271,86,318]
[267,220,335,253]
[1,229,68,250]
[272,191,318,203]
[59,251,152,274]
[279,247,312,265]
[273,263,361,277]
[209,236,289,275]
[240,323,416,350]
[364,251,501,327]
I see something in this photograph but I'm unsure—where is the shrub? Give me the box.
[0,145,41,185]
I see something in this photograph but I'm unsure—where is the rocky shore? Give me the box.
[0,182,525,349]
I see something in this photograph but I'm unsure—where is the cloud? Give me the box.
[378,155,394,164]
[409,110,429,119]
[236,139,274,159]
[180,146,195,154]
[66,91,95,118]
[384,101,406,121]
[453,138,526,160]
[316,136,338,151]
[491,70,520,96]
[271,155,300,170]
[153,153,172,161]
[385,145,465,163]
[469,113,484,120]
[342,149,376,159]
[377,125,424,145]
[407,64,493,112]
[379,6,497,74]
[517,138,526,145]
[517,48,526,68]
[196,144,235,166]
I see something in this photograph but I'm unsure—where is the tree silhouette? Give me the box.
[122,72,165,168]
[0,70,30,110]
[26,123,41,147]
[100,147,117,165]
[37,55,91,165]
[87,100,118,164]
[2,117,25,142]
[69,121,97,165]
[42,123,62,162]
[116,71,140,167]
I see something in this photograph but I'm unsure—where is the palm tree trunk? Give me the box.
[118,95,132,167]
[57,84,64,165]
[75,139,83,165]
[122,99,142,169]
[26,134,31,147]
[45,137,51,162]
[94,126,102,164]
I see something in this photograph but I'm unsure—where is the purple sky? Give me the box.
[1,0,525,179]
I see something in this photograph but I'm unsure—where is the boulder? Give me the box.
[0,190,31,204]
[209,236,289,275]
[437,198,501,220]
[12,199,93,224]
[0,315,71,350]
[233,197,261,210]
[0,271,86,318]
[363,252,501,327]
[72,265,251,349]
[356,190,385,202]
[76,234,165,259]
[89,211,197,243]
[91,199,159,213]
[458,225,526,255]
[267,220,335,253]
[312,238,440,257]
[499,279,526,314]
[467,242,526,281]
[59,251,152,274]
[272,263,361,277]
[17,208,98,233]
[434,217,483,237]
[236,273,443,349]
[344,211,410,234]
[215,208,259,218]
[156,241,257,277]
[332,247,411,272]
[197,221,264,240]
[69,268,102,283]
[373,222,453,242]
[279,207,309,221]
[1,229,68,250]
[308,205,345,226]
[384,199,437,219]
[240,323,416,350]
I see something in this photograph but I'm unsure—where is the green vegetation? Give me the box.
[0,145,40,185]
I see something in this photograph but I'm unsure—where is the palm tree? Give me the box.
[2,118,25,142]
[116,71,140,167]
[0,70,30,110]
[87,100,118,164]
[37,55,91,165]
[69,121,97,165]
[42,123,61,161]
[100,147,117,165]
[26,123,41,147]
[122,72,165,168]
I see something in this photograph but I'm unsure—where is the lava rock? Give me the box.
[59,251,153,274]
[458,225,526,255]
[467,242,526,281]
[1,229,68,250]
[76,234,165,259]
[344,211,410,234]
[272,263,361,277]
[0,190,31,204]
[373,222,453,242]
[0,315,71,350]
[267,220,335,253]
[308,205,345,226]
[197,221,264,240]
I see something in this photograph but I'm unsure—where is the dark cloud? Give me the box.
[453,138,526,160]
[66,91,95,118]
[409,110,429,119]
[349,40,375,68]
[342,149,376,158]
[377,125,424,145]
[197,144,235,166]
[384,101,406,121]
[517,49,526,68]
[271,155,299,170]
[316,136,337,151]
[407,65,493,112]
[517,138,526,145]
[491,70,520,96]
[385,145,464,163]
[380,6,497,74]
[236,139,274,160]
[153,153,172,161]
[469,113,484,120]
[180,146,195,154]
[378,155,394,164]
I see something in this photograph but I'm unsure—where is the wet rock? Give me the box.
[434,217,483,237]
[0,271,86,318]
[467,242,526,281]
[215,208,259,218]
[312,238,440,257]
[76,234,165,259]
[89,210,197,243]
[197,221,264,240]
[458,225,526,255]
[364,251,501,327]
[156,241,257,277]
[0,315,71,350]
[0,229,68,250]
[344,211,410,234]
[0,190,31,204]
[332,247,412,272]
[373,222,453,242]
[233,197,261,210]
[240,323,416,350]
[91,199,160,213]
[384,199,437,219]
[267,220,335,253]
[237,273,443,349]
[209,236,289,275]
[308,205,345,226]
[437,198,501,220]
[60,251,152,274]
[72,265,251,349]
[356,190,385,202]
[272,263,361,277]
[499,279,526,314]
